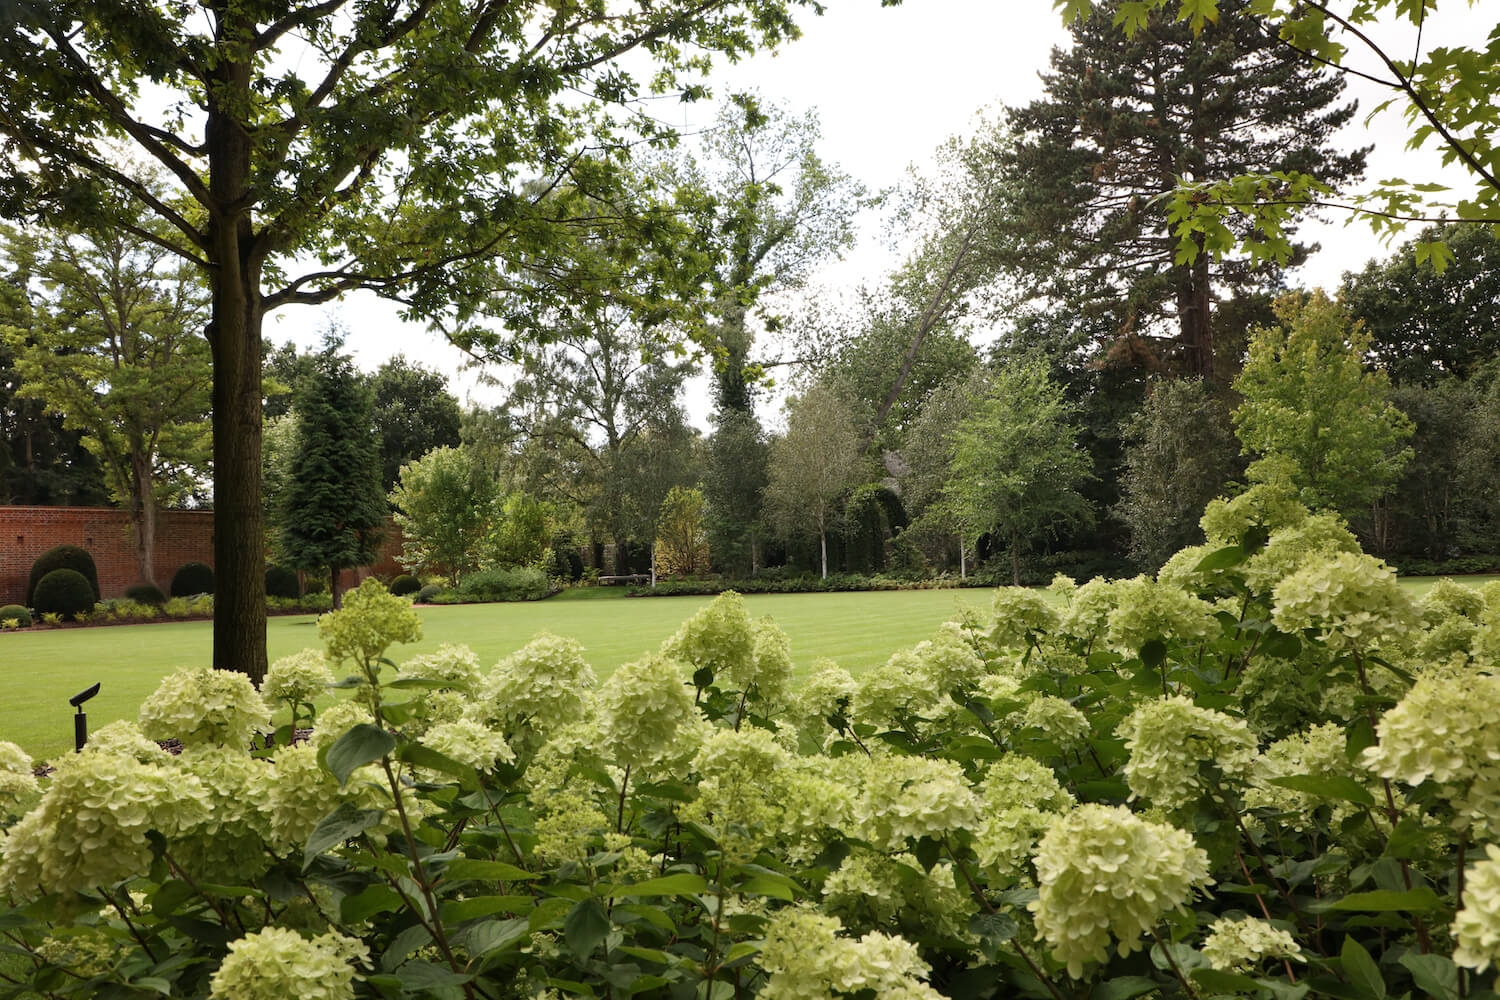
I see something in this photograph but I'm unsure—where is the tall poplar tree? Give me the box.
[1006,0,1364,381]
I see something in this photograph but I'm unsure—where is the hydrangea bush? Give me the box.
[1,497,1498,1000]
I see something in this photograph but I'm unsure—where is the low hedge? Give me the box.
[26,544,99,606]
[124,583,167,606]
[1386,552,1500,577]
[0,604,31,628]
[389,574,422,596]
[170,561,215,597]
[626,572,978,597]
[32,568,97,620]
[431,566,555,604]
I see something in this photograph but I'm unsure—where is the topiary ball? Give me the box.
[32,569,97,621]
[389,574,422,597]
[265,564,301,600]
[416,584,444,604]
[0,604,32,628]
[124,583,166,606]
[26,545,100,606]
[170,561,215,597]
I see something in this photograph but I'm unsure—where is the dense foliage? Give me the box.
[169,562,216,599]
[25,545,99,608]
[30,569,96,621]
[2,487,1498,1000]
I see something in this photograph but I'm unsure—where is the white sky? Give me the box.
[266,0,1490,426]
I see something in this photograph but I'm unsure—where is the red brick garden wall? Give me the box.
[0,507,405,606]
[0,506,215,605]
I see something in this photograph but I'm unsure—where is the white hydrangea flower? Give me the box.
[915,626,987,694]
[481,631,597,735]
[992,587,1061,650]
[1020,696,1091,749]
[974,755,1075,876]
[594,653,695,769]
[758,908,941,1000]
[139,666,270,748]
[1119,696,1258,809]
[262,649,336,706]
[1202,916,1303,971]
[1105,576,1218,654]
[1245,723,1364,830]
[1361,665,1500,788]
[78,720,172,764]
[1056,577,1121,647]
[660,591,756,687]
[400,642,482,690]
[1243,513,1360,596]
[318,577,423,668]
[853,649,939,726]
[421,719,515,772]
[1029,804,1212,977]
[1271,552,1420,653]
[0,740,39,808]
[852,754,980,850]
[750,615,795,704]
[210,927,367,1000]
[1454,843,1500,972]
[792,659,857,729]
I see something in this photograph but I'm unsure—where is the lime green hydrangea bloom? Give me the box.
[1105,576,1217,654]
[758,908,941,1000]
[660,591,756,687]
[78,720,172,764]
[261,742,392,853]
[0,752,211,896]
[481,631,596,736]
[914,625,987,694]
[139,666,270,748]
[595,653,695,769]
[1200,482,1308,547]
[974,754,1075,876]
[1056,577,1121,648]
[1202,916,1303,971]
[1271,552,1419,653]
[0,740,38,809]
[420,719,515,773]
[210,927,367,1000]
[822,850,974,943]
[992,586,1061,650]
[1245,722,1363,829]
[791,659,857,729]
[1029,804,1212,977]
[262,649,336,707]
[318,577,422,669]
[1454,843,1500,972]
[750,615,795,704]
[1119,695,1258,809]
[1020,695,1092,749]
[853,648,938,726]
[1420,578,1486,625]
[853,754,979,850]
[400,643,482,690]
[686,727,793,857]
[1243,513,1360,596]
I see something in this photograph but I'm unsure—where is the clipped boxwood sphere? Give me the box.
[389,574,422,597]
[265,564,301,600]
[416,584,444,604]
[26,544,99,606]
[170,561,216,597]
[124,583,167,606]
[0,604,31,628]
[33,569,97,621]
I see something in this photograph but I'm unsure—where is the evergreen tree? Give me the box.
[370,356,462,494]
[1005,0,1364,381]
[280,341,386,607]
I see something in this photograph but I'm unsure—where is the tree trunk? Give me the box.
[205,55,268,686]
[1176,238,1215,381]
[330,566,342,610]
[959,533,966,580]
[1011,531,1020,587]
[819,527,827,580]
[650,541,656,589]
[130,453,157,588]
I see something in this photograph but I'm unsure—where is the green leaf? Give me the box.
[1090,975,1162,1000]
[1325,887,1444,912]
[1194,544,1246,572]
[1139,639,1166,670]
[615,903,676,933]
[302,802,384,870]
[563,898,611,957]
[1340,937,1385,1000]
[604,873,708,898]
[324,723,395,787]
[396,742,479,791]
[442,858,537,882]
[440,895,534,922]
[455,917,529,958]
[1399,953,1459,1000]
[1192,968,1264,994]
[395,960,472,990]
[340,884,402,924]
[1266,774,1376,807]
[740,874,798,901]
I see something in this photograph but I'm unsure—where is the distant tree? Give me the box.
[370,357,462,494]
[1115,379,1240,570]
[261,341,318,421]
[389,446,495,585]
[1344,224,1500,386]
[1233,292,1413,520]
[764,384,867,578]
[260,413,298,558]
[657,486,710,577]
[279,342,386,608]
[1006,0,1364,381]
[945,358,1095,585]
[0,267,109,505]
[702,410,770,576]
[1,218,211,586]
[483,492,551,570]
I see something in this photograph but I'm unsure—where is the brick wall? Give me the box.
[0,507,405,606]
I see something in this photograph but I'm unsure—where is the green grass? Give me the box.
[0,588,989,760]
[4,572,1491,762]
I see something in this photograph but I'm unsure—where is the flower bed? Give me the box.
[0,483,1497,1000]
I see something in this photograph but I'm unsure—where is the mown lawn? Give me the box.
[2,574,1491,761]
[0,587,990,760]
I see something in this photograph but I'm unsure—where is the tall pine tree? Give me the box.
[1004,0,1365,381]
[280,341,386,608]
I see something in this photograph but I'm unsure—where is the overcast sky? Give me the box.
[266,0,1487,422]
